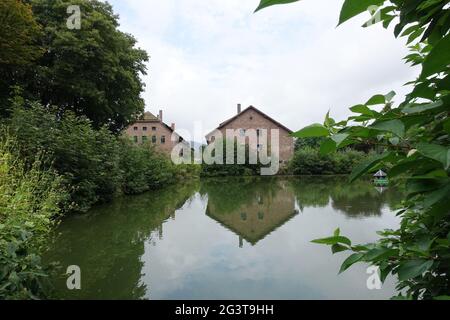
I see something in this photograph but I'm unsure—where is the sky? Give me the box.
[107,0,419,142]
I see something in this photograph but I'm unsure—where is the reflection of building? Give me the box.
[206,182,298,246]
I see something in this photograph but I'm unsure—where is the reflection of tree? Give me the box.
[289,177,403,217]
[289,177,332,208]
[43,182,199,300]
[203,178,297,245]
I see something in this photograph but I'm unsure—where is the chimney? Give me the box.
[158,110,163,122]
[237,103,242,114]
[171,123,176,131]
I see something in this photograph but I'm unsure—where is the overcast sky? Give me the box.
[107,0,419,141]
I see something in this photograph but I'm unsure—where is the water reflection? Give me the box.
[44,177,402,300]
[202,178,298,246]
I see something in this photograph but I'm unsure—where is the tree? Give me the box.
[0,0,42,65]
[18,0,149,133]
[0,0,43,117]
[256,0,449,299]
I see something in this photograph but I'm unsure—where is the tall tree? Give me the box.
[0,0,43,116]
[22,0,149,133]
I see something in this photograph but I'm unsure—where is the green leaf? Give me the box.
[350,104,376,116]
[292,124,329,138]
[349,152,391,182]
[331,133,350,148]
[339,253,365,274]
[402,100,444,114]
[320,138,337,156]
[312,236,352,246]
[417,143,450,169]
[370,119,405,137]
[366,94,385,105]
[421,33,450,78]
[339,0,385,25]
[397,259,434,281]
[385,90,396,102]
[332,244,349,254]
[254,0,301,12]
[364,247,397,261]
[434,296,450,301]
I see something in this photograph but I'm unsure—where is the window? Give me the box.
[239,129,246,137]
[240,212,247,221]
[211,136,215,142]
[142,136,148,143]
[257,129,261,136]
[161,136,166,144]
[258,212,264,220]
[250,116,253,120]
[152,127,157,131]
[152,136,157,143]
[257,144,263,151]
[133,136,138,143]
[133,127,138,131]
[179,149,184,157]
[143,127,147,131]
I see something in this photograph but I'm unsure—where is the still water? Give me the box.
[44,177,403,300]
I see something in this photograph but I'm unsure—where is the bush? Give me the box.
[7,103,122,212]
[288,147,370,175]
[0,134,67,299]
[118,139,178,195]
[200,139,264,177]
[4,102,194,211]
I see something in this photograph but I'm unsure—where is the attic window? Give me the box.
[250,116,253,120]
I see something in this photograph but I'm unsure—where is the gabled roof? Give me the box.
[132,111,189,144]
[206,106,293,137]
[374,170,387,177]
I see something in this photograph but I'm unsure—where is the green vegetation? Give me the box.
[200,139,264,177]
[257,0,450,299]
[1,0,148,132]
[0,134,68,299]
[288,147,370,175]
[0,0,191,299]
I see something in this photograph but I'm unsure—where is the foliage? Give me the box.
[3,0,149,133]
[200,139,264,177]
[256,0,450,299]
[0,0,43,117]
[5,102,188,212]
[288,147,370,175]
[7,103,122,212]
[0,134,67,299]
[118,139,177,195]
[0,0,43,65]
[294,137,325,151]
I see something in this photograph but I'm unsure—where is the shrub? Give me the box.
[288,147,369,175]
[200,139,264,177]
[0,134,67,299]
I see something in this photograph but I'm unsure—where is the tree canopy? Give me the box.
[2,0,149,133]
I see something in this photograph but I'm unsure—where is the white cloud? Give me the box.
[108,0,419,141]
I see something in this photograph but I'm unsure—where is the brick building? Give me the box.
[205,105,295,163]
[124,110,189,156]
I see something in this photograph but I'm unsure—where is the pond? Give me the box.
[44,177,403,300]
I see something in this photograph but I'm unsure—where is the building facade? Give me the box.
[124,110,188,155]
[205,105,295,163]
